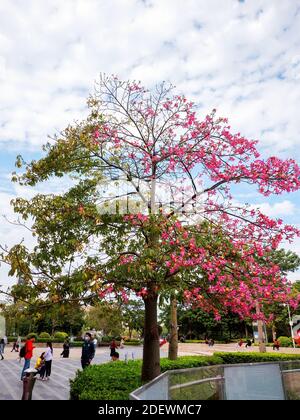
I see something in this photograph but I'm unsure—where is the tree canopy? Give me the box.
[1,75,300,380]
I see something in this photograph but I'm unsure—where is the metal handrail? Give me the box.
[170,375,223,391]
[130,360,300,400]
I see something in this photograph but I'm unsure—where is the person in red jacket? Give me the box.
[21,337,35,380]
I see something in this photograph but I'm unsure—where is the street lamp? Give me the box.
[282,303,296,349]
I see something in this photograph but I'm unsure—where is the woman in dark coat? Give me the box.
[60,339,70,358]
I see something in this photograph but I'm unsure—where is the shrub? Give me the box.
[101,335,113,343]
[54,332,68,340]
[27,333,38,339]
[277,336,293,347]
[39,332,51,339]
[70,341,83,347]
[101,335,121,343]
[70,361,142,400]
[70,355,222,400]
[184,339,230,344]
[35,338,53,343]
[124,340,141,346]
[214,351,300,364]
[219,333,231,343]
[160,355,223,371]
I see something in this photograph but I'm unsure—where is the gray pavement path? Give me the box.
[2,342,299,400]
[0,346,167,400]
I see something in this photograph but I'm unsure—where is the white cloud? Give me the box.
[282,233,300,281]
[251,200,296,217]
[0,0,299,154]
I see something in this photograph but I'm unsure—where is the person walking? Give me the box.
[273,339,280,351]
[60,339,70,358]
[236,339,244,349]
[11,339,20,352]
[81,333,95,369]
[44,342,53,380]
[245,339,252,348]
[20,336,35,380]
[109,339,118,358]
[16,335,21,352]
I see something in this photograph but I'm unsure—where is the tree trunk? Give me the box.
[256,302,266,353]
[141,291,160,382]
[272,324,276,341]
[168,295,178,360]
[245,323,248,338]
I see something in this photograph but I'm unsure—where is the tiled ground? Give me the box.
[0,346,167,400]
[1,342,299,400]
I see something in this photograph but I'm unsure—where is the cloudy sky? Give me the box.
[1,0,300,289]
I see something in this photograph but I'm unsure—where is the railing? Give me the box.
[130,361,300,400]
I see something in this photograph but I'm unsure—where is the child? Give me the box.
[35,352,46,380]
[111,351,120,361]
[273,339,280,351]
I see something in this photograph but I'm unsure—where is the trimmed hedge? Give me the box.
[54,331,68,340]
[34,338,67,343]
[7,336,23,342]
[27,333,38,339]
[124,340,141,346]
[183,339,242,344]
[277,336,293,347]
[7,337,81,345]
[70,352,300,400]
[70,355,223,400]
[102,335,122,342]
[70,341,84,347]
[39,332,51,339]
[214,351,300,364]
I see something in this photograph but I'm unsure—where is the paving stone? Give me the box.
[0,346,168,400]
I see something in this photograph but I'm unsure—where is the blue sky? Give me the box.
[1,0,300,288]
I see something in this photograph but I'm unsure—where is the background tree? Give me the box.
[255,249,300,340]
[1,299,85,337]
[35,301,85,336]
[121,299,144,339]
[160,302,251,342]
[1,300,32,336]
[84,302,123,337]
[1,75,300,381]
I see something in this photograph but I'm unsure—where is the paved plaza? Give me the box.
[1,343,299,400]
[0,345,167,400]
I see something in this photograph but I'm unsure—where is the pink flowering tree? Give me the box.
[2,75,300,381]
